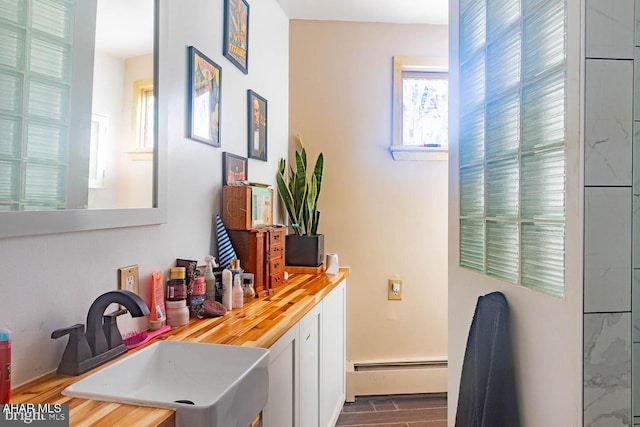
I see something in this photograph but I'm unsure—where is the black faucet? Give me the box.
[51,290,149,376]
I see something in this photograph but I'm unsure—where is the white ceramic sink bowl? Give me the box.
[63,341,269,427]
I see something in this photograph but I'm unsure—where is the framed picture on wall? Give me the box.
[247,90,267,161]
[187,46,222,147]
[223,0,250,74]
[223,152,248,185]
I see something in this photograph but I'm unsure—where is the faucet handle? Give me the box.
[51,324,93,375]
[103,309,128,350]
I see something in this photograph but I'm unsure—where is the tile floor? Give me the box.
[336,393,447,427]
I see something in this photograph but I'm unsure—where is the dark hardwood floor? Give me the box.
[336,393,447,427]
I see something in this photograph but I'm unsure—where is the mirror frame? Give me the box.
[0,0,167,238]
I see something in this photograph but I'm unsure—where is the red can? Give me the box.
[0,328,10,404]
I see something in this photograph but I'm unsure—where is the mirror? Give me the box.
[0,0,164,237]
[89,0,155,209]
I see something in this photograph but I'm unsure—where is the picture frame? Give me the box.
[223,152,248,185]
[187,46,222,147]
[247,90,267,161]
[223,0,250,74]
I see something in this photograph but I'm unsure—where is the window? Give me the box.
[130,78,154,159]
[458,0,567,296]
[88,113,107,189]
[391,56,448,161]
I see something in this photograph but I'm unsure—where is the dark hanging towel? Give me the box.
[455,291,519,427]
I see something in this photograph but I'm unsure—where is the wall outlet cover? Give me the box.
[388,279,403,301]
[118,265,139,294]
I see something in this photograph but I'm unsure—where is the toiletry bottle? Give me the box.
[204,255,217,301]
[167,267,187,301]
[232,274,244,309]
[229,259,243,284]
[243,274,255,303]
[222,268,233,310]
[189,276,206,317]
[149,271,166,330]
[0,328,10,404]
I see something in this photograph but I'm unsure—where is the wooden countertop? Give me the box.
[11,268,350,426]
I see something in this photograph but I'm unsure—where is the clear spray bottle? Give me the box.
[204,255,218,301]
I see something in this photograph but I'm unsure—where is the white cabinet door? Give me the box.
[262,279,347,427]
[299,304,321,427]
[320,280,346,427]
[262,325,299,427]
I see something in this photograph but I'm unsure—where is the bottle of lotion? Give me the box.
[222,268,233,310]
[232,274,244,309]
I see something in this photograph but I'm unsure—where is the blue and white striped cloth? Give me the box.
[216,214,237,269]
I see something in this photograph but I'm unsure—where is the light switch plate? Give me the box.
[118,265,139,294]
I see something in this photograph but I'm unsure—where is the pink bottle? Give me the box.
[0,328,10,404]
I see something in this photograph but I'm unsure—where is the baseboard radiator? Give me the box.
[346,358,448,402]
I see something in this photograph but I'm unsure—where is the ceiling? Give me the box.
[94,0,448,59]
[274,0,449,25]
[95,0,154,59]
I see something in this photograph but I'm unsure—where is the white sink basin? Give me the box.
[63,341,269,427]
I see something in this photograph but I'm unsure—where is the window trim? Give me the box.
[391,56,448,161]
[127,78,154,161]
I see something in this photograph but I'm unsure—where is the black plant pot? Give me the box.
[285,234,324,267]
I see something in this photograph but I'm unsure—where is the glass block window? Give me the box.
[458,0,567,296]
[0,0,75,210]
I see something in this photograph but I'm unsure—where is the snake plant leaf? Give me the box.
[301,147,307,171]
[311,210,320,236]
[306,174,318,235]
[312,153,323,210]
[276,169,301,235]
[293,150,307,216]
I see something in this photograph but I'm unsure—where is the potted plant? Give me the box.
[276,136,324,266]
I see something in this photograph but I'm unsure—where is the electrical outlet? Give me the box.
[118,265,139,294]
[388,279,402,301]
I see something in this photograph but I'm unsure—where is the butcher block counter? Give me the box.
[11,268,350,427]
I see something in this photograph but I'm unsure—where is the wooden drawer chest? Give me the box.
[227,227,286,295]
[268,227,285,290]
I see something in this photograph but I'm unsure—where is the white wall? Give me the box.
[447,0,584,425]
[289,20,449,395]
[88,52,124,209]
[1,0,289,387]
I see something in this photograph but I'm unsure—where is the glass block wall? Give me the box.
[0,0,75,210]
[458,0,567,296]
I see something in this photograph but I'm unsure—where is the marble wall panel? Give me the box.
[584,313,631,427]
[586,0,634,59]
[585,59,633,186]
[585,187,632,313]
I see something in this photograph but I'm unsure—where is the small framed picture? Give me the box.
[223,0,250,74]
[223,152,248,185]
[247,90,267,161]
[187,46,222,147]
